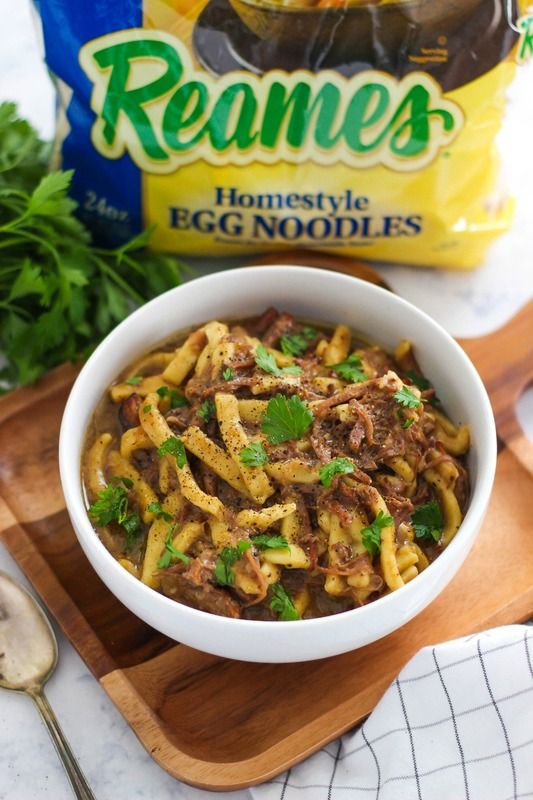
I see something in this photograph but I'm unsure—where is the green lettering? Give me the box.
[518,15,533,63]
[208,84,258,150]
[388,85,455,157]
[260,83,342,149]
[163,82,208,151]
[342,84,390,152]
[93,40,183,161]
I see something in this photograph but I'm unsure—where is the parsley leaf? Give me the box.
[125,375,142,386]
[157,526,190,569]
[255,345,303,376]
[157,385,189,410]
[147,501,173,522]
[280,327,317,357]
[252,534,289,551]
[88,477,142,551]
[270,584,300,621]
[122,511,143,551]
[222,367,234,381]
[319,457,355,487]
[198,399,216,423]
[405,370,430,391]
[0,103,186,391]
[361,510,394,557]
[328,354,366,383]
[405,370,441,407]
[394,386,422,409]
[214,541,251,586]
[411,501,443,542]
[170,390,189,409]
[143,404,152,413]
[89,480,130,527]
[157,436,187,468]
[114,475,133,489]
[240,441,268,467]
[402,418,415,430]
[261,394,314,444]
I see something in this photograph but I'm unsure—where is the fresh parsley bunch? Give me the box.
[0,103,186,390]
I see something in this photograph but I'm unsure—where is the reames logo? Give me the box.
[80,30,464,174]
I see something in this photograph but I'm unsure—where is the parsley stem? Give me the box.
[0,189,29,210]
[0,263,24,275]
[113,251,146,278]
[0,210,32,232]
[0,300,32,319]
[12,226,62,265]
[90,253,145,305]
[0,236,33,250]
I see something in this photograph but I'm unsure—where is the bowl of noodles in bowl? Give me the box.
[59,266,496,662]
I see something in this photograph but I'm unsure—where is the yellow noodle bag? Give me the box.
[39,0,531,268]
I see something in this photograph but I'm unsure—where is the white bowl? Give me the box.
[59,266,496,663]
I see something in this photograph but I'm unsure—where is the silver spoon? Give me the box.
[0,570,96,800]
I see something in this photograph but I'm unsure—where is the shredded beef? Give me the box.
[159,560,241,618]
[118,393,141,430]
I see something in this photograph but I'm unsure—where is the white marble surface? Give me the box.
[0,1,532,798]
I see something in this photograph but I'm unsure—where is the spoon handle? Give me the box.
[29,688,97,800]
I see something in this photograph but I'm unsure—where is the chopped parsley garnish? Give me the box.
[361,510,394,557]
[405,370,441,407]
[240,441,269,467]
[270,583,300,621]
[89,478,131,527]
[147,501,173,522]
[405,370,430,391]
[143,404,152,413]
[115,475,133,489]
[261,394,314,444]
[157,436,187,468]
[156,384,189,409]
[88,477,142,551]
[255,345,303,376]
[122,511,143,551]
[411,501,443,543]
[393,386,421,410]
[280,327,317,357]
[319,457,355,488]
[214,541,251,586]
[252,534,289,551]
[198,399,216,423]
[328,354,366,383]
[170,390,189,408]
[403,418,415,430]
[222,367,234,381]
[157,526,190,569]
[125,375,142,386]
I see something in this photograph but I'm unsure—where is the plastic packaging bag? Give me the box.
[38,0,530,268]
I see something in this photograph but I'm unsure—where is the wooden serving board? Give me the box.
[0,270,532,791]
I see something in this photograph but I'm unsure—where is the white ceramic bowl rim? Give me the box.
[59,266,497,635]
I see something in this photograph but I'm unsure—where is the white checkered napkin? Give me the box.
[251,625,533,800]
